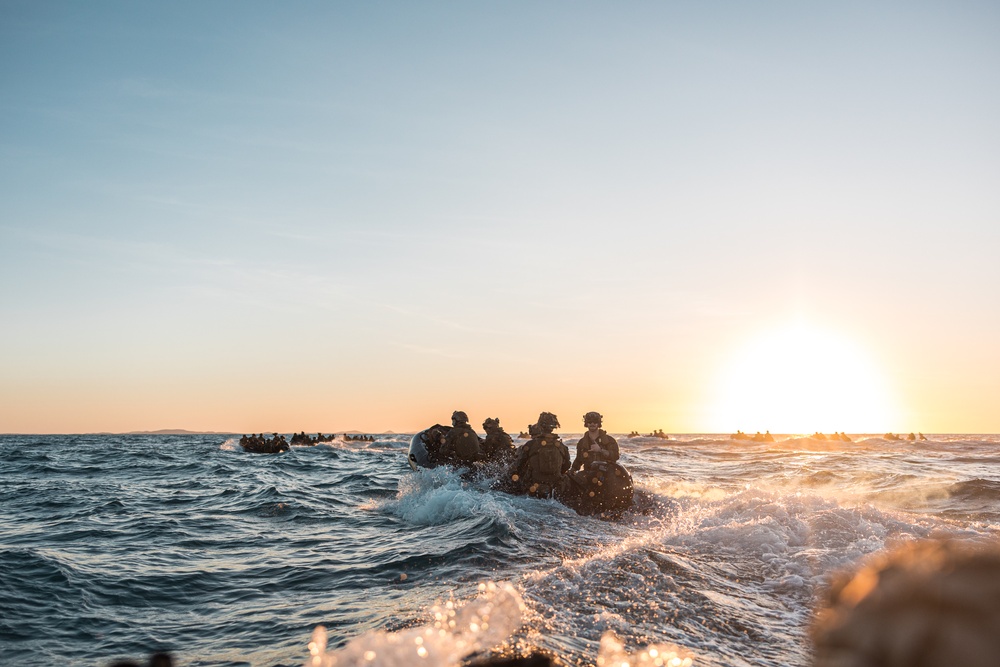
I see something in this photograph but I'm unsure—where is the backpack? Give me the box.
[534,442,564,479]
[453,428,480,461]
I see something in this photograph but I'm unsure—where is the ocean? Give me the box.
[2,433,998,667]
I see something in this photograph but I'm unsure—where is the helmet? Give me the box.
[583,411,603,427]
[451,411,469,425]
[536,412,560,433]
[483,417,500,431]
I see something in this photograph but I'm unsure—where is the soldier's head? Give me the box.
[536,412,560,434]
[451,411,469,426]
[483,417,500,432]
[583,411,603,430]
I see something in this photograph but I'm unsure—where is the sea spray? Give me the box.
[305,582,525,667]
[4,433,1000,665]
[595,632,695,667]
[304,580,698,667]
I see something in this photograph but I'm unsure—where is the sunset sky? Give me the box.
[2,2,998,434]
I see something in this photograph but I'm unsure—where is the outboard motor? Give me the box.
[407,424,450,470]
[560,461,634,516]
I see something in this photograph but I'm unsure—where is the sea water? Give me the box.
[1,433,998,666]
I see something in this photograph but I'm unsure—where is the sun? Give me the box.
[706,322,901,434]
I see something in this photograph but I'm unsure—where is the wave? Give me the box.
[4,433,1000,666]
[948,478,1000,501]
[381,467,522,532]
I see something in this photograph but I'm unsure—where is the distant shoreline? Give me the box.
[1,431,995,437]
[0,429,400,436]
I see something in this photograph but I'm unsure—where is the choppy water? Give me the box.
[2,433,999,666]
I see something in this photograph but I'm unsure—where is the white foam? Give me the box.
[303,583,699,667]
[379,468,519,528]
[596,632,696,666]
[304,582,524,667]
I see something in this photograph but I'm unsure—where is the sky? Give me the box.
[1,1,998,434]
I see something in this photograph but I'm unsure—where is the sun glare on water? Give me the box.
[707,323,901,434]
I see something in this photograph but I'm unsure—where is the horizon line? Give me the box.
[0,430,992,437]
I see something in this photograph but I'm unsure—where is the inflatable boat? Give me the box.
[408,426,634,516]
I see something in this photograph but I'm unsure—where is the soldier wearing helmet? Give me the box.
[511,412,570,498]
[481,417,515,463]
[571,411,619,472]
[439,410,482,465]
